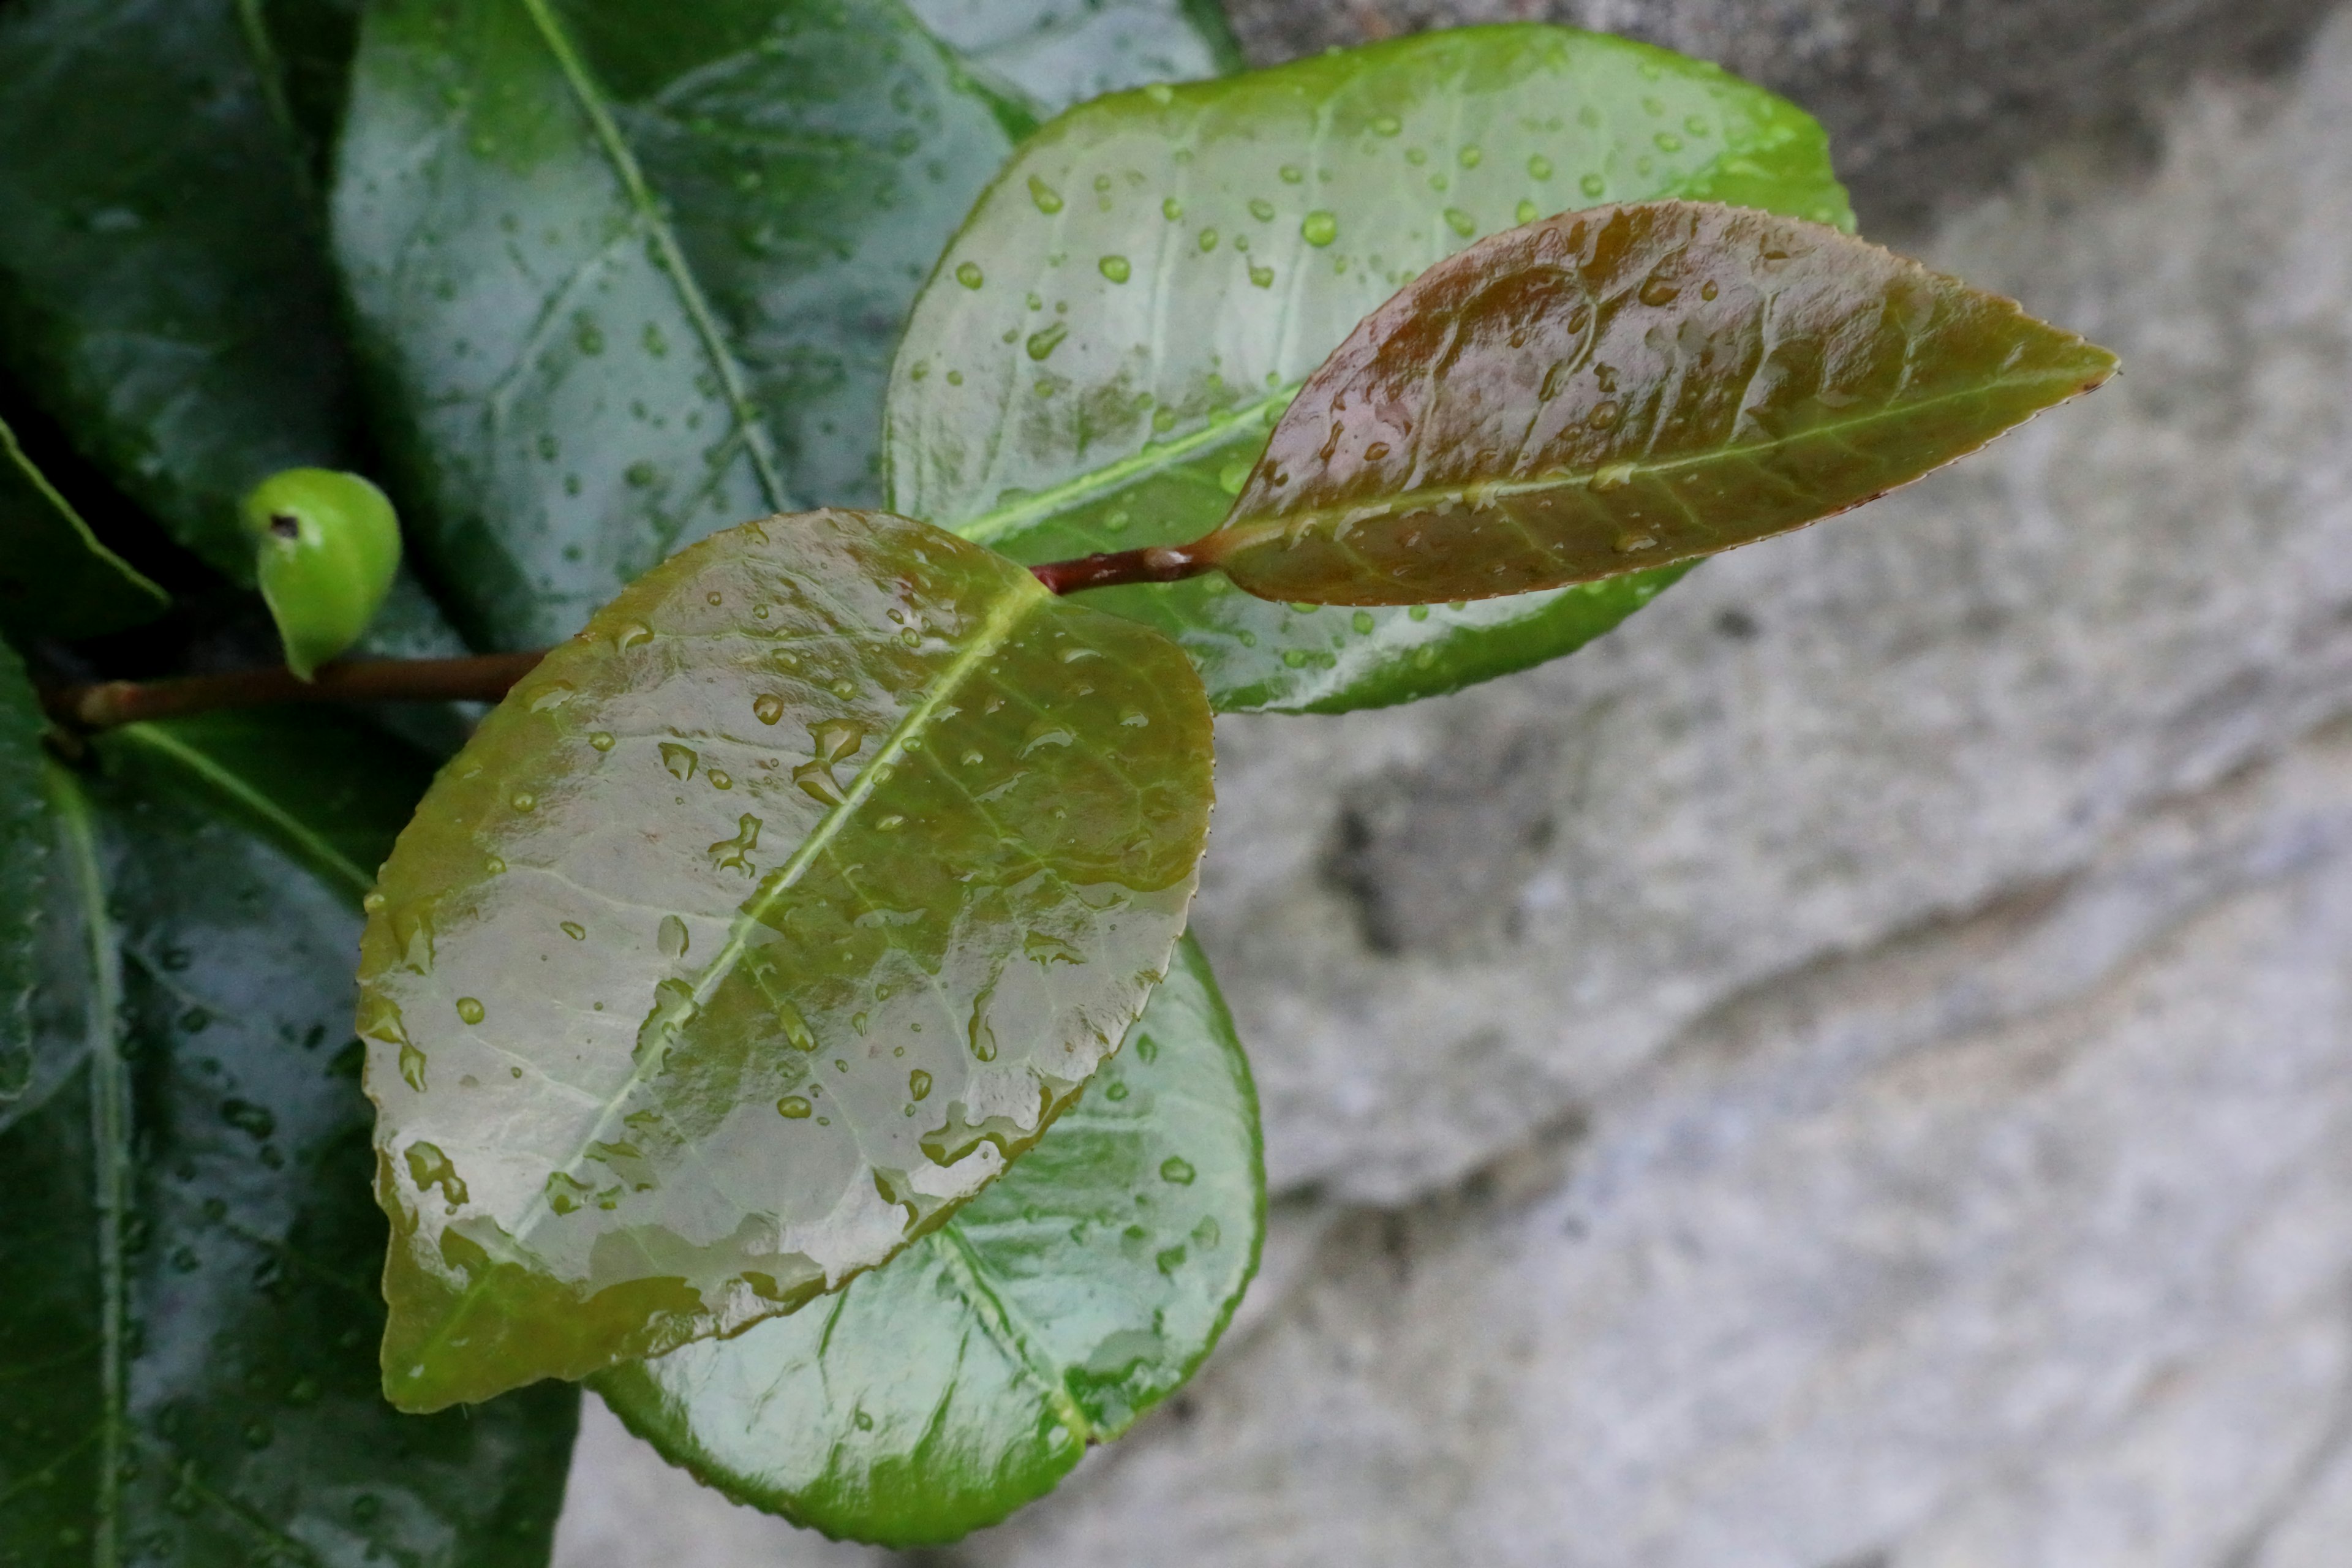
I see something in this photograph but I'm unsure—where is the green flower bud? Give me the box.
[239,469,402,680]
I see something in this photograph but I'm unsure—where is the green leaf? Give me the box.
[0,710,578,1567]
[1191,202,2118,605]
[0,639,48,1104]
[361,509,1213,1412]
[884,23,1853,712]
[594,932,1261,1547]
[0,0,364,579]
[908,0,1243,116]
[0,409,167,642]
[333,0,1034,650]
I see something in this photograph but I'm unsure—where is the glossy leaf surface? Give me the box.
[361,510,1213,1411]
[0,410,167,641]
[908,0,1242,116]
[886,24,1850,712]
[0,0,362,579]
[0,641,47,1104]
[333,0,1031,649]
[596,932,1260,1546]
[0,712,578,1567]
[1195,202,2118,605]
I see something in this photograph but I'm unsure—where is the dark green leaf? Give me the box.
[0,710,578,1567]
[333,0,1033,649]
[595,932,1261,1546]
[0,0,363,578]
[884,24,1851,712]
[1192,202,2117,605]
[0,409,167,642]
[361,510,1213,1411]
[908,0,1243,116]
[0,639,47,1103]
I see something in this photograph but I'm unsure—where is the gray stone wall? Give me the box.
[552,2,2352,1562]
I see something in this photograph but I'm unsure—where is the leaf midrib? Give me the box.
[514,0,787,510]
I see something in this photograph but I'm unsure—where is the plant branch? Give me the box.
[45,651,546,732]
[1029,545,1210,596]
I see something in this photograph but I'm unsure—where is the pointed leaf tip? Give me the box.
[1191,200,2117,608]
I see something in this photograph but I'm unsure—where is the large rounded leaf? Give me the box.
[0,410,168,640]
[1191,202,2119,605]
[595,932,1261,1547]
[0,0,362,578]
[0,712,578,1568]
[333,0,1032,649]
[884,24,1851,712]
[361,509,1213,1412]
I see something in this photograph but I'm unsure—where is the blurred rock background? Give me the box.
[554,1,2352,1562]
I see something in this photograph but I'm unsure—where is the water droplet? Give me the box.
[1517,199,1539,224]
[1528,154,1554,180]
[1615,531,1657,552]
[708,769,733,790]
[658,915,690,960]
[1026,321,1068,360]
[1248,263,1274,288]
[777,1095,812,1119]
[625,460,658,488]
[400,1042,428,1092]
[363,891,386,913]
[1162,197,1183,220]
[1638,275,1680,307]
[1371,113,1401,136]
[1581,173,1606,198]
[829,677,856,699]
[483,856,506,876]
[1656,132,1683,153]
[1588,400,1623,431]
[1197,227,1218,252]
[590,731,616,751]
[1701,279,1719,301]
[405,1142,467,1204]
[908,1069,932,1101]
[510,791,535,813]
[1352,610,1376,633]
[954,260,984,288]
[561,921,586,940]
[1248,197,1276,222]
[1408,604,1431,622]
[615,621,652,650]
[709,814,761,874]
[1443,207,1476,238]
[1160,1156,1196,1185]
[1460,145,1483,168]
[1094,253,1133,285]
[1145,81,1174,105]
[455,997,484,1025]
[1027,175,1063,214]
[1300,209,1338,247]
[660,742,698,780]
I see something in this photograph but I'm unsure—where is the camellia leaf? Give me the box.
[907,0,1243,116]
[0,640,48,1104]
[0,710,578,1566]
[1185,202,2119,605]
[0,409,167,641]
[0,0,363,579]
[595,932,1261,1547]
[885,23,1853,712]
[333,0,1034,650]
[361,509,1213,1412]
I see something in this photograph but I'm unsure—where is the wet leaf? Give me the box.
[0,641,47,1106]
[361,509,1213,1412]
[886,24,1852,711]
[0,0,364,579]
[0,409,167,641]
[0,710,578,1567]
[595,932,1261,1546]
[333,0,1033,649]
[1192,202,2118,605]
[908,0,1242,116]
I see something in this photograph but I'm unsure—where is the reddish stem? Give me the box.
[46,650,546,731]
[1029,545,1210,596]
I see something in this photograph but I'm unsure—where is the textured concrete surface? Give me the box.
[553,2,2352,1562]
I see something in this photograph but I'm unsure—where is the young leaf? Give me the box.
[1188,202,2118,605]
[595,932,1262,1547]
[361,510,1214,1412]
[0,640,47,1105]
[0,410,167,641]
[333,0,1033,649]
[885,24,1852,712]
[0,712,578,1567]
[0,0,364,579]
[908,0,1243,116]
